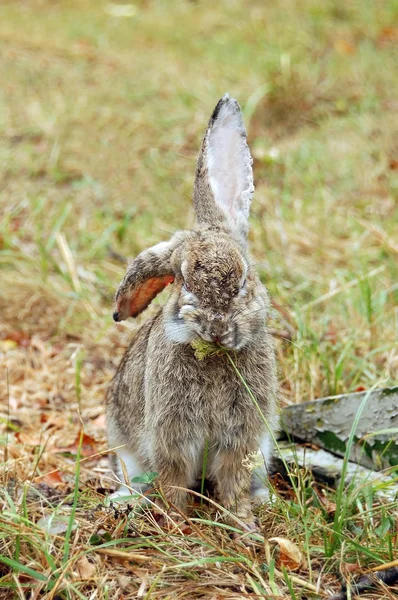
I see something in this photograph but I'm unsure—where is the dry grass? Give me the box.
[1,0,398,598]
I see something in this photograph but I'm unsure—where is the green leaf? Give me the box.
[131,471,158,484]
[89,534,102,546]
[375,515,391,537]
[0,555,47,582]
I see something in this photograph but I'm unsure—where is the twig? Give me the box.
[367,559,398,573]
[94,548,158,564]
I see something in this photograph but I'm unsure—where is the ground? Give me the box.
[0,0,397,598]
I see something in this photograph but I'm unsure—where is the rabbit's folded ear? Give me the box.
[113,232,190,321]
[193,94,254,244]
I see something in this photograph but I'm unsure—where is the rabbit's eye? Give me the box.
[240,278,247,290]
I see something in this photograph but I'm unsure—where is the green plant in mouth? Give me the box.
[190,338,227,361]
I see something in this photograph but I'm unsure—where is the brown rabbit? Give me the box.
[106,95,278,528]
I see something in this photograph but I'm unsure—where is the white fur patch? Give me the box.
[116,448,143,481]
[207,95,254,233]
[111,449,148,504]
[164,317,196,343]
[259,432,273,467]
[251,432,273,497]
[181,259,189,280]
[252,486,270,505]
[179,304,196,317]
[150,240,173,254]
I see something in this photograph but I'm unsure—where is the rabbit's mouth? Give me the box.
[198,326,243,350]
[164,310,245,350]
[164,297,256,351]
[187,321,248,352]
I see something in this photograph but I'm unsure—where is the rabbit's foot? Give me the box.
[230,514,263,545]
[232,511,259,531]
[222,494,259,528]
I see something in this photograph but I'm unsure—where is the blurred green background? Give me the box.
[1,0,397,403]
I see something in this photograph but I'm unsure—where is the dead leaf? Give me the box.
[37,514,77,535]
[269,537,304,571]
[334,39,356,55]
[178,522,193,535]
[55,432,98,457]
[76,555,96,580]
[91,413,106,429]
[3,331,31,347]
[15,431,43,446]
[341,561,361,575]
[37,470,64,485]
[318,491,337,515]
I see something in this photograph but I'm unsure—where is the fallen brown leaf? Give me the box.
[15,431,43,446]
[37,470,65,485]
[389,159,398,171]
[269,536,304,571]
[317,490,337,515]
[3,331,31,347]
[55,432,98,457]
[76,555,96,580]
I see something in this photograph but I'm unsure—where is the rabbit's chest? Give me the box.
[189,355,259,432]
[146,337,266,436]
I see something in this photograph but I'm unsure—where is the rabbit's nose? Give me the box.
[208,313,226,342]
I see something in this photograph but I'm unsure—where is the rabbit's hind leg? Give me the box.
[154,442,202,513]
[210,447,256,529]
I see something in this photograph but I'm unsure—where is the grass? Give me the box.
[0,0,397,597]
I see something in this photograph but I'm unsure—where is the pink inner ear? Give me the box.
[118,275,175,319]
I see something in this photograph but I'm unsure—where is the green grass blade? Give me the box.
[0,555,47,582]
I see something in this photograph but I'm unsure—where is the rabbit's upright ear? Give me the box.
[193,94,254,244]
[113,231,190,321]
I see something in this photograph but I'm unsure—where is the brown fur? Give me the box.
[106,95,278,526]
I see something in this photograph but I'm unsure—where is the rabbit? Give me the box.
[106,94,279,528]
